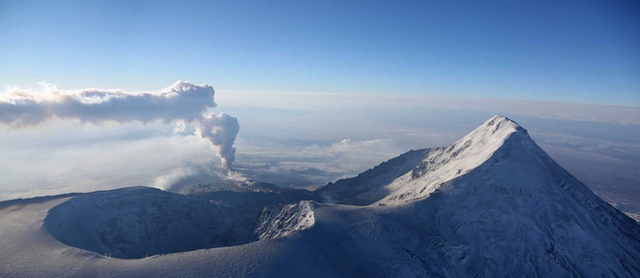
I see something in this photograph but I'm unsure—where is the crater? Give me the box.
[44,187,315,259]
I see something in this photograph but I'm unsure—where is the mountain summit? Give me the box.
[320,115,640,276]
[320,115,530,205]
[381,115,530,205]
[0,115,638,277]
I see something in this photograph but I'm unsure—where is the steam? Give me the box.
[153,162,249,194]
[0,81,240,168]
[197,113,240,168]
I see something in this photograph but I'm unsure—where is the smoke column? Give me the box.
[0,81,240,168]
[197,112,240,169]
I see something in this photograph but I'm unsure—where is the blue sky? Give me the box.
[1,0,639,105]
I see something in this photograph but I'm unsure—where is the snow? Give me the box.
[43,187,261,259]
[380,115,526,205]
[319,148,430,205]
[257,201,315,240]
[0,115,638,277]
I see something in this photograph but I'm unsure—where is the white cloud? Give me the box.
[0,81,215,126]
[0,81,241,168]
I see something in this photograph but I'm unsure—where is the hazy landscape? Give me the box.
[1,1,638,277]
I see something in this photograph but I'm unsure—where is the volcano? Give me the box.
[0,116,637,277]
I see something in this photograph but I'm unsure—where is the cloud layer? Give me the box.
[0,81,240,167]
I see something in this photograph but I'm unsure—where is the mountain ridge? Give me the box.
[379,115,527,205]
[0,115,638,277]
[313,115,640,276]
[319,115,532,205]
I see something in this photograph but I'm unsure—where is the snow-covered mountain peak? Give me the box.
[466,115,525,140]
[318,115,532,206]
[378,115,530,205]
[445,115,525,163]
[453,115,528,154]
[315,116,640,276]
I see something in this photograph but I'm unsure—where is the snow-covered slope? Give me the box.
[257,201,315,240]
[370,115,640,276]
[318,116,532,206]
[1,115,638,277]
[380,115,536,205]
[317,115,640,276]
[319,148,430,205]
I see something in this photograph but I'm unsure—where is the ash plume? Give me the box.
[197,112,240,169]
[0,81,240,168]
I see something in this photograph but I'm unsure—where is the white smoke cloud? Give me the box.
[152,162,249,194]
[0,81,240,168]
[197,113,240,168]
